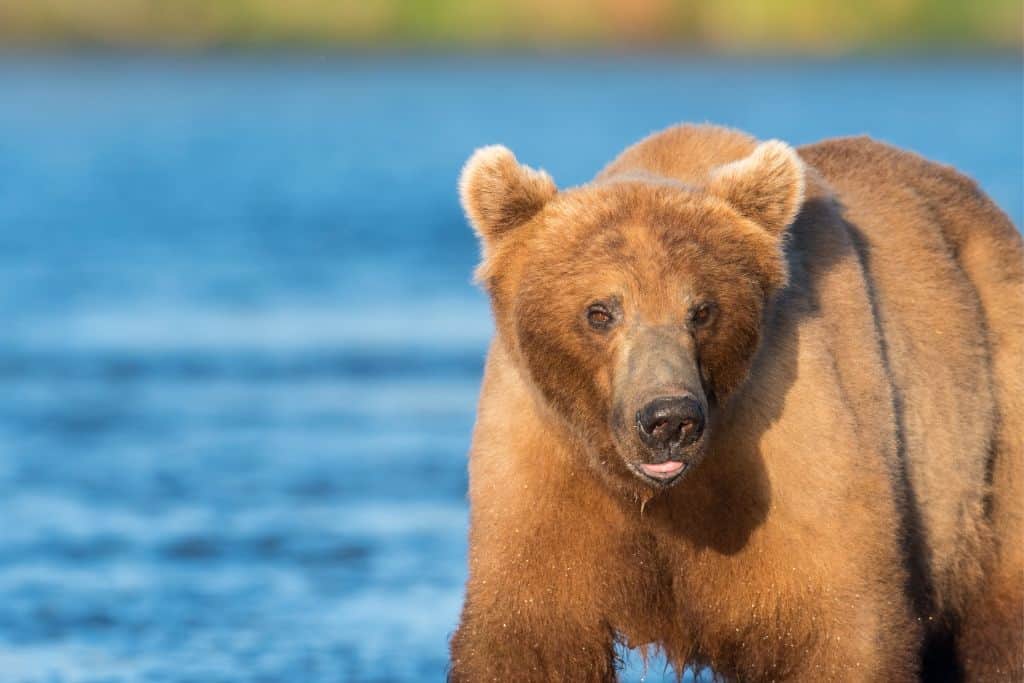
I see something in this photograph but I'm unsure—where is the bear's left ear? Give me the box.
[707,140,805,236]
[459,145,557,246]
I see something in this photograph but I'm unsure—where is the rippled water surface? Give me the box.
[0,55,1020,682]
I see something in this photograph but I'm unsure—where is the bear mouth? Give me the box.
[634,460,689,485]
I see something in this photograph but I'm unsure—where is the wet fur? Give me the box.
[449,125,1023,681]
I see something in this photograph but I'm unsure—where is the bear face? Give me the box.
[460,141,805,495]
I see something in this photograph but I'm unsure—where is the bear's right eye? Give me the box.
[586,304,615,330]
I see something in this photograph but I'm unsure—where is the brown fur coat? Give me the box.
[449,125,1023,682]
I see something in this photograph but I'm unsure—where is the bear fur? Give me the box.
[449,125,1023,682]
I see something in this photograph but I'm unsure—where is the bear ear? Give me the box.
[458,145,557,245]
[707,140,805,236]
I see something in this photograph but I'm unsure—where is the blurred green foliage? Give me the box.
[0,0,1019,51]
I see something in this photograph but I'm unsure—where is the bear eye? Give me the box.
[586,304,615,330]
[691,302,716,327]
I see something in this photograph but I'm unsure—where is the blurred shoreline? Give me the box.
[0,47,1021,63]
[0,0,1019,54]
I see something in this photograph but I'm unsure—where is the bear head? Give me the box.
[459,137,804,496]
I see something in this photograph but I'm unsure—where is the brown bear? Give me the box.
[448,124,1023,682]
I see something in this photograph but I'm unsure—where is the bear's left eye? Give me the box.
[586,304,615,330]
[691,302,716,327]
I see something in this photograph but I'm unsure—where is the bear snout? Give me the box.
[636,394,705,451]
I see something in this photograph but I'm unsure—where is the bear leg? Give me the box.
[448,603,618,682]
[448,478,627,681]
[782,592,923,683]
[957,566,1024,682]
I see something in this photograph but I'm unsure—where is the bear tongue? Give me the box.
[640,461,685,477]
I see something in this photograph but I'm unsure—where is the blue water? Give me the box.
[0,55,1019,682]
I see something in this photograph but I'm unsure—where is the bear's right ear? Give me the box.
[458,145,557,246]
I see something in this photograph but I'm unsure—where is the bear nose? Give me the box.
[637,396,705,450]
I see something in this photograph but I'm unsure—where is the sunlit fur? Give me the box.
[449,124,1023,682]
